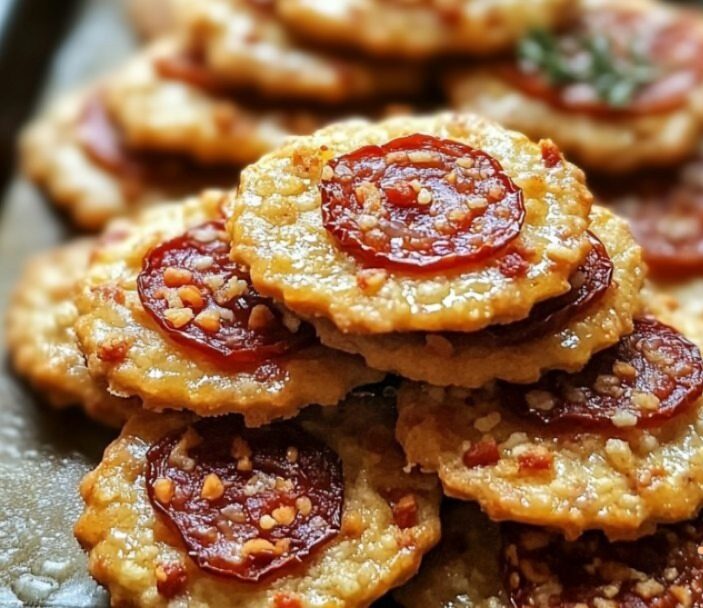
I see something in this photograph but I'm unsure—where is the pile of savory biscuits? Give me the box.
[8,0,703,606]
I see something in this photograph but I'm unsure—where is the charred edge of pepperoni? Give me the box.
[137,220,314,366]
[504,8,703,117]
[320,133,525,272]
[499,317,703,430]
[76,94,237,189]
[76,94,144,179]
[146,417,344,583]
[486,232,613,345]
[502,517,703,608]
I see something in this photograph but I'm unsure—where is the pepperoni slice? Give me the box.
[146,418,343,582]
[596,157,703,278]
[320,134,525,271]
[502,517,703,608]
[77,94,144,179]
[499,317,703,429]
[505,7,703,116]
[137,221,314,365]
[486,232,612,344]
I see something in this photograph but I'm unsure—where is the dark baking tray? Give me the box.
[0,1,401,606]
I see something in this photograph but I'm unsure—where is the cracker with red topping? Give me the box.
[174,0,424,103]
[19,87,235,231]
[6,240,137,427]
[103,39,328,167]
[230,113,593,334]
[276,0,571,59]
[396,298,703,540]
[73,191,382,426]
[598,149,703,279]
[445,0,703,173]
[74,395,441,607]
[314,206,644,387]
[398,501,703,608]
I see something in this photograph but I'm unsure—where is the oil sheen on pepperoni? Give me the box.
[505,8,703,116]
[598,157,703,278]
[138,220,313,365]
[500,317,703,429]
[320,134,525,271]
[487,232,612,344]
[503,517,703,608]
[146,418,343,582]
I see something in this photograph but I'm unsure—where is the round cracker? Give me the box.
[396,294,703,540]
[444,0,703,173]
[6,240,137,427]
[276,0,571,59]
[314,206,644,387]
[104,39,328,166]
[175,0,425,102]
[74,395,441,608]
[230,113,593,334]
[74,191,383,426]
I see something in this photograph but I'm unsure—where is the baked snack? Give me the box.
[19,89,234,230]
[276,0,571,59]
[74,191,383,426]
[75,395,441,607]
[597,147,703,279]
[395,500,703,608]
[230,113,593,334]
[396,297,703,540]
[445,0,703,172]
[174,0,424,103]
[103,39,328,166]
[6,240,137,427]
[314,205,644,387]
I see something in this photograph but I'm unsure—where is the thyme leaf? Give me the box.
[517,29,659,107]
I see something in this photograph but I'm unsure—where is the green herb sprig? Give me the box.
[517,29,659,107]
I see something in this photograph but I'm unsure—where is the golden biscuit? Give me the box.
[276,0,571,59]
[231,113,593,334]
[75,395,441,608]
[314,206,644,387]
[394,502,506,608]
[6,240,137,427]
[19,88,234,230]
[396,299,703,540]
[445,0,703,173]
[175,0,424,103]
[74,191,383,426]
[104,39,328,166]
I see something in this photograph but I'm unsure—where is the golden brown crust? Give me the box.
[444,0,703,173]
[230,113,593,334]
[19,90,157,231]
[74,191,383,426]
[5,240,137,427]
[19,87,233,231]
[104,39,327,166]
[396,294,703,541]
[75,396,442,608]
[174,0,425,103]
[314,206,644,387]
[276,0,572,59]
